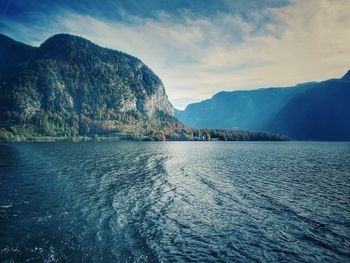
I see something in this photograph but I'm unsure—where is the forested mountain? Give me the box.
[176,72,350,140]
[0,33,181,140]
[0,34,287,141]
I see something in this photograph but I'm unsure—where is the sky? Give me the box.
[1,0,349,109]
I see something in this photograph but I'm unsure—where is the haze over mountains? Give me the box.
[176,71,350,141]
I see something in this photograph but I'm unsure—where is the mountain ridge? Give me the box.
[341,70,350,80]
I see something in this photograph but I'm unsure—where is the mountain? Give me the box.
[0,34,287,142]
[176,73,350,140]
[267,75,350,140]
[0,34,180,141]
[176,83,317,130]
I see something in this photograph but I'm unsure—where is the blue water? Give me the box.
[0,142,349,262]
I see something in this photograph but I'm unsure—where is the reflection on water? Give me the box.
[0,142,350,262]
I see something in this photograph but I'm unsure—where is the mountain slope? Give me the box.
[267,76,350,140]
[0,34,179,140]
[0,34,36,75]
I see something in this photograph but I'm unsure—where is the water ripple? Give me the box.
[0,141,349,262]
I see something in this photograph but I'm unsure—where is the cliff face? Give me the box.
[0,34,178,139]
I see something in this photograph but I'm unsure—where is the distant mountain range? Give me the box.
[0,34,287,141]
[176,71,350,140]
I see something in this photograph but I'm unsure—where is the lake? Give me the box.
[0,142,349,262]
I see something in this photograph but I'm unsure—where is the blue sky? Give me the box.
[1,0,349,109]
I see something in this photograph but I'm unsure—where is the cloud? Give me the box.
[2,0,350,109]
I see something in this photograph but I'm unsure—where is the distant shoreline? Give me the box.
[0,135,289,143]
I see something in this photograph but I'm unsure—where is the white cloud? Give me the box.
[3,0,350,109]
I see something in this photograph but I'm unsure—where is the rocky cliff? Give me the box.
[0,34,179,140]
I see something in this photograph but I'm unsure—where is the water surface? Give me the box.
[0,142,349,262]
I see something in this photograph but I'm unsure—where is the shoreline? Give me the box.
[0,135,289,143]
